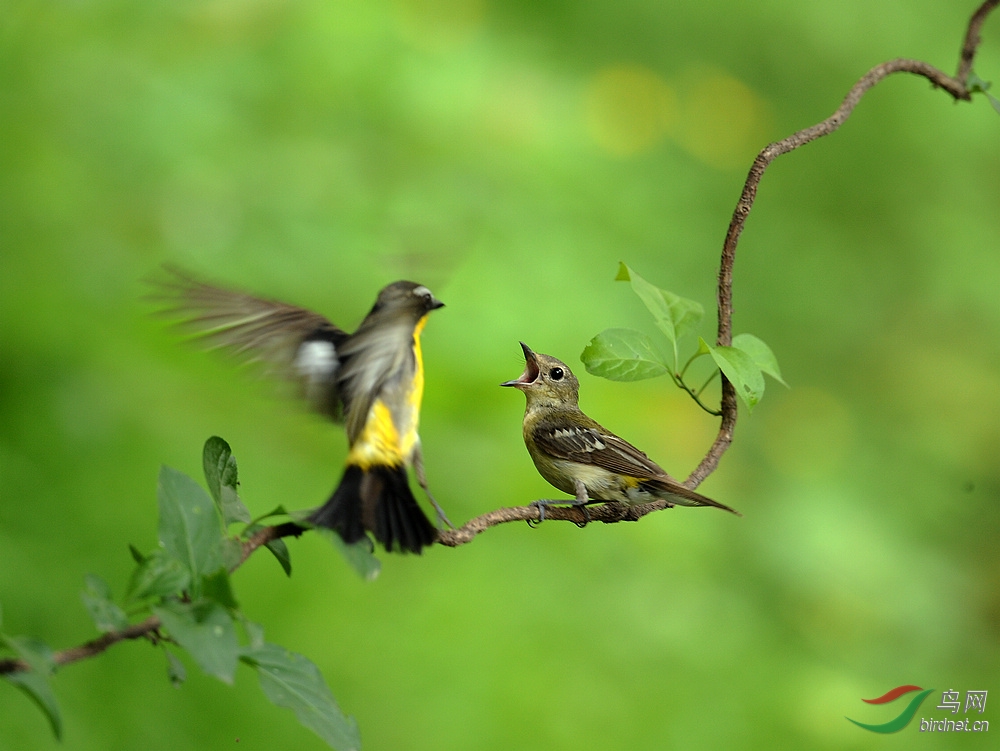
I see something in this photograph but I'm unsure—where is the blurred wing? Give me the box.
[149,265,350,420]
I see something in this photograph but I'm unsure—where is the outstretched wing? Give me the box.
[149,265,350,420]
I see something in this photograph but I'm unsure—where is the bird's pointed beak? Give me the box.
[500,342,539,388]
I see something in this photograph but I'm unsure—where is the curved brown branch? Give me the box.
[958,0,1000,83]
[687,1,996,486]
[436,500,672,546]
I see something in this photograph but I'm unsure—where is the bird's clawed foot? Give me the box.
[527,496,591,528]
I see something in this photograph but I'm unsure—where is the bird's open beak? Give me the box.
[500,341,539,388]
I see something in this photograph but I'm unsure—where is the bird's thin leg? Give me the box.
[572,479,592,526]
[412,447,454,529]
[529,482,591,527]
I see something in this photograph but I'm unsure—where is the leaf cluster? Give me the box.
[1,438,362,750]
[581,263,786,412]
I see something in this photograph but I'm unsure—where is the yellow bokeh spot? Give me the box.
[762,387,855,480]
[674,68,771,170]
[585,64,676,157]
[392,0,487,53]
[478,71,547,146]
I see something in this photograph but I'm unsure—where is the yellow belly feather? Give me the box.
[346,314,428,469]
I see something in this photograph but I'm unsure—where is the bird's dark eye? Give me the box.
[550,367,564,381]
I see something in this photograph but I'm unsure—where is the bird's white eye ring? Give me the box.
[413,285,432,299]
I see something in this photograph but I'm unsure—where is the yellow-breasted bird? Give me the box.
[501,342,739,516]
[153,267,449,553]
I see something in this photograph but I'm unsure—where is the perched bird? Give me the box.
[152,266,449,553]
[501,342,739,517]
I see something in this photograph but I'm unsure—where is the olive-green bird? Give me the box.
[501,342,739,516]
[152,266,449,553]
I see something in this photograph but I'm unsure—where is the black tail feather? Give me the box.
[309,464,437,553]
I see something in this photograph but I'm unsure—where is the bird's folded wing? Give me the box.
[149,265,349,420]
[533,420,674,480]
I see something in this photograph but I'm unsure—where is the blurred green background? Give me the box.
[2,0,999,748]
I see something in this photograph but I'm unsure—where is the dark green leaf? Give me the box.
[126,550,191,601]
[246,523,293,577]
[201,569,239,611]
[581,328,670,381]
[158,465,226,597]
[202,436,252,526]
[0,635,61,740]
[128,544,147,565]
[968,71,992,93]
[241,642,361,751]
[81,574,128,633]
[166,650,187,688]
[616,262,704,345]
[701,337,765,411]
[732,333,787,386]
[153,600,239,684]
[249,505,290,526]
[266,539,292,577]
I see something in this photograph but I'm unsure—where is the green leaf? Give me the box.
[153,600,239,684]
[166,650,187,688]
[246,523,293,577]
[701,337,765,411]
[158,465,226,597]
[0,635,61,740]
[310,527,380,581]
[201,569,239,611]
[128,544,147,564]
[968,71,992,93]
[581,328,670,381]
[732,333,787,386]
[202,436,252,526]
[249,505,290,526]
[616,262,704,345]
[988,92,1000,116]
[126,550,191,601]
[220,536,245,572]
[241,620,266,652]
[266,538,292,577]
[81,574,129,633]
[241,642,361,751]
